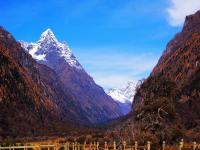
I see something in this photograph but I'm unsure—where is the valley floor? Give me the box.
[0,137,199,150]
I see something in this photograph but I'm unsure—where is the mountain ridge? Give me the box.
[0,26,92,139]
[135,10,200,142]
[106,10,200,145]
[21,29,123,123]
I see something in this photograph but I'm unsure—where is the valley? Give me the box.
[1,3,200,150]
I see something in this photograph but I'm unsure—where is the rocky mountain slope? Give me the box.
[106,10,200,145]
[0,27,95,140]
[145,10,200,141]
[21,29,122,123]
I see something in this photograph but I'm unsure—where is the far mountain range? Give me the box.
[107,81,135,114]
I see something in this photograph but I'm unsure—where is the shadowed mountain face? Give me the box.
[0,26,123,140]
[22,29,122,123]
[106,11,200,144]
[0,27,93,139]
[133,10,200,142]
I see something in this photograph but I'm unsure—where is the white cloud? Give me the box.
[92,74,138,90]
[167,0,200,26]
[73,47,159,89]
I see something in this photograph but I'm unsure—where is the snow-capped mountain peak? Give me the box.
[38,28,58,44]
[108,88,129,103]
[21,29,83,69]
[107,81,136,104]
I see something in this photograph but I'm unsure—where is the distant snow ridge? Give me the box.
[108,81,136,103]
[21,28,82,69]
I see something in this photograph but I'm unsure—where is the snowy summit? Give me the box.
[38,28,58,44]
[108,81,136,104]
[21,28,83,70]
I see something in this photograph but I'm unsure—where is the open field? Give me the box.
[0,139,199,150]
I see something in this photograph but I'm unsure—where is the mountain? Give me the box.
[107,81,135,114]
[21,29,122,124]
[143,10,200,141]
[21,29,82,69]
[107,10,200,145]
[108,81,135,103]
[0,27,93,140]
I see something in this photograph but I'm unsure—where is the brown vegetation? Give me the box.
[106,10,200,147]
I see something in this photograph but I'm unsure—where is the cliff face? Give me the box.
[133,10,200,142]
[0,27,91,139]
[149,11,200,123]
[152,11,200,85]
[106,11,200,145]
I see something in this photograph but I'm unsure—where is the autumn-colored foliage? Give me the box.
[105,11,200,147]
[0,27,97,141]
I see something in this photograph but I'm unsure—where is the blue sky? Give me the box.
[1,0,200,89]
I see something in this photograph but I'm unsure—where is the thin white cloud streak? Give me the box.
[73,47,159,89]
[92,74,139,90]
[80,52,156,74]
[167,0,200,26]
